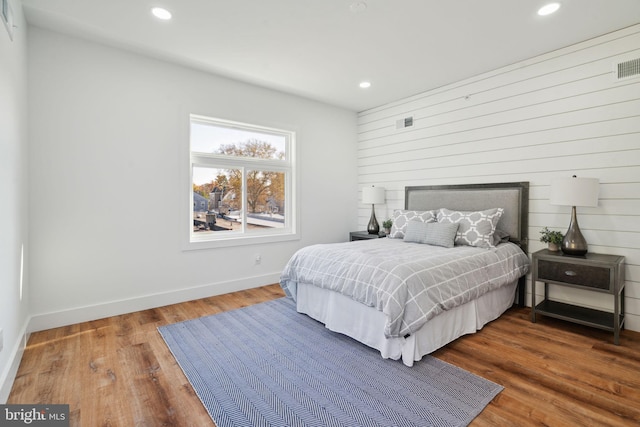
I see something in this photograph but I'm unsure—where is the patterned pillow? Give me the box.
[437,208,504,248]
[389,209,437,239]
[404,221,459,248]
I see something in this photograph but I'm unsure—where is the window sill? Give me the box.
[183,231,300,251]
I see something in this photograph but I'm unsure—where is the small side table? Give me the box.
[531,249,625,345]
[349,231,386,241]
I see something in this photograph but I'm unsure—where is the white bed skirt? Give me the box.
[296,281,517,367]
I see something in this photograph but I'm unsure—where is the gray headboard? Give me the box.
[405,182,529,253]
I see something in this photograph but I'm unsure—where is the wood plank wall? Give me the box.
[356,24,640,332]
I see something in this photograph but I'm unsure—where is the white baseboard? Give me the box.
[0,321,30,404]
[28,273,281,333]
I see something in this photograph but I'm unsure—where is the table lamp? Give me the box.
[362,185,385,234]
[550,175,599,256]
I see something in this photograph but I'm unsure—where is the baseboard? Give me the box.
[0,321,30,404]
[28,272,281,333]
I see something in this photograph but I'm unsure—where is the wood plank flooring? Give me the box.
[8,284,640,426]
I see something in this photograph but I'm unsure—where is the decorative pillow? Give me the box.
[389,209,437,239]
[437,208,504,248]
[404,221,459,248]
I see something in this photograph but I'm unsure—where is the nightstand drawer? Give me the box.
[537,260,611,290]
[349,231,386,241]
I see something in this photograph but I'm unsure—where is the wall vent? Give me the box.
[396,116,413,129]
[615,57,640,81]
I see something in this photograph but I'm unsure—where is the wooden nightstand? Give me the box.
[349,231,386,241]
[531,249,625,344]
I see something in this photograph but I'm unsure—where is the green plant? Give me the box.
[382,219,393,229]
[539,227,564,244]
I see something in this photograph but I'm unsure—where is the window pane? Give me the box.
[191,122,286,160]
[246,170,285,231]
[193,166,242,234]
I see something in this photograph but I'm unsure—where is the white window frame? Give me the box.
[185,114,298,250]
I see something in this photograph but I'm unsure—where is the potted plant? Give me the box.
[382,219,393,235]
[539,227,564,251]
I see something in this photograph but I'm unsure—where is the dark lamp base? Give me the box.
[367,205,379,234]
[561,206,588,256]
[561,245,587,257]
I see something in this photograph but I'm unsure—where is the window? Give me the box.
[188,115,297,247]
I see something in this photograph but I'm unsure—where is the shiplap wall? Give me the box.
[357,24,640,332]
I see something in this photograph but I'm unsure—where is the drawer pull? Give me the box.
[564,270,577,277]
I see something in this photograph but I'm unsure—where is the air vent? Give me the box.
[616,58,640,81]
[395,116,413,129]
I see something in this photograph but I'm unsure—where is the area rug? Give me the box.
[158,298,502,427]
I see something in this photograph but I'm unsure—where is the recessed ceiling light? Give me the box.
[359,81,371,89]
[538,3,560,16]
[152,7,172,20]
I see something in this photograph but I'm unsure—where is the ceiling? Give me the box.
[21,0,640,112]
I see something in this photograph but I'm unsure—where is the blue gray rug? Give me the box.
[158,297,502,427]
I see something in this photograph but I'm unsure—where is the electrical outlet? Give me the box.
[254,254,261,265]
[0,328,4,353]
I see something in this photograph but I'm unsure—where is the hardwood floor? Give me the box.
[8,284,640,426]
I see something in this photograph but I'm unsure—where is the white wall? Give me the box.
[27,27,358,330]
[357,25,640,332]
[0,1,29,402]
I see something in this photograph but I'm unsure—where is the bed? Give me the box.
[280,182,530,366]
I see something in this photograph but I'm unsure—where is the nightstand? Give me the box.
[531,249,625,344]
[349,231,386,241]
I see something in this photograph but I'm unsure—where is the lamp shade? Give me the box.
[550,177,599,207]
[362,186,385,205]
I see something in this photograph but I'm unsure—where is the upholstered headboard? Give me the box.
[405,182,529,254]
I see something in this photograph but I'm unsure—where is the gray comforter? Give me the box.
[280,238,530,338]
